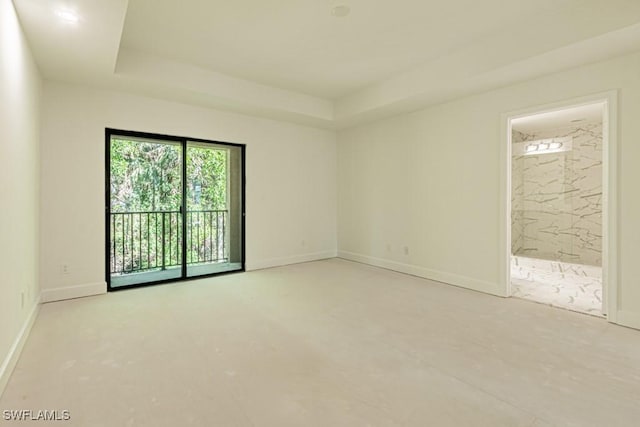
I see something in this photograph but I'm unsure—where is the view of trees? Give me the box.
[110,139,227,212]
[109,138,229,274]
[186,145,227,211]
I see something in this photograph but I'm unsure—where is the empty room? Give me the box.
[2,0,640,425]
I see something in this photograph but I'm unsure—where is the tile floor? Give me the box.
[1,259,639,426]
[511,256,603,317]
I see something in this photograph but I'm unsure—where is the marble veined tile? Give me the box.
[511,255,603,317]
[512,122,602,266]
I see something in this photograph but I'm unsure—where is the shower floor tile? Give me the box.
[510,256,603,317]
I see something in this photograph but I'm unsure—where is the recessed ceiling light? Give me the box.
[56,9,79,23]
[331,5,350,17]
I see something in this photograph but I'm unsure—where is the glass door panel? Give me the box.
[109,136,183,288]
[186,142,243,277]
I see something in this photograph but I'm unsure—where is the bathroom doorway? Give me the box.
[507,101,609,317]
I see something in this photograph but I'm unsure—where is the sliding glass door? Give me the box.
[106,130,244,290]
[185,142,244,277]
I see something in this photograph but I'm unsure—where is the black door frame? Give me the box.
[105,128,246,291]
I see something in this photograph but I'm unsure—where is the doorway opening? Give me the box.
[508,102,607,317]
[105,129,245,290]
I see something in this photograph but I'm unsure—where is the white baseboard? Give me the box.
[616,310,640,330]
[246,250,337,271]
[0,298,40,399]
[338,250,504,297]
[40,282,106,303]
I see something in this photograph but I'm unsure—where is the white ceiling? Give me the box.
[120,0,572,99]
[11,0,640,129]
[512,103,604,134]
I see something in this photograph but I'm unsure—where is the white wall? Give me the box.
[0,0,41,394]
[338,51,640,329]
[39,82,336,299]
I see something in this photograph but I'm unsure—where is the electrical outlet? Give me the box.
[403,246,409,256]
[62,264,70,274]
[301,240,306,247]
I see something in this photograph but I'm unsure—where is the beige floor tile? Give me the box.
[1,259,639,426]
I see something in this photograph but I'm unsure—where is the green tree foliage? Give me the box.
[109,139,229,273]
[186,145,227,211]
[110,139,227,212]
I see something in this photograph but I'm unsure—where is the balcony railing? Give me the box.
[110,210,228,275]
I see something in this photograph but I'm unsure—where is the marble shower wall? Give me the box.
[511,123,602,266]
